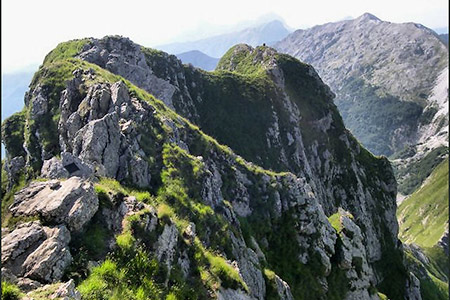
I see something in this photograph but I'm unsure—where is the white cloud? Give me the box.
[1,0,448,72]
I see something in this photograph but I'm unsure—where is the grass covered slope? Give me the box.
[394,146,448,196]
[405,244,449,300]
[397,158,449,247]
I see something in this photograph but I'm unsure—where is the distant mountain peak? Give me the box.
[356,12,381,22]
[261,19,286,28]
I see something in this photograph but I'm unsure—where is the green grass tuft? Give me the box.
[1,281,23,300]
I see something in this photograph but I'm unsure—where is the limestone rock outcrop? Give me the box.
[2,221,72,283]
[10,177,98,232]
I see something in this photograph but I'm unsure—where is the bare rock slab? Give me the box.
[10,177,98,231]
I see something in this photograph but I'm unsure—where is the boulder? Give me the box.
[10,177,98,231]
[23,226,72,282]
[41,157,69,179]
[156,224,179,271]
[1,221,45,266]
[1,221,72,283]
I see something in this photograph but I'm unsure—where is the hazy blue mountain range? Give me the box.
[439,33,448,46]
[156,19,291,58]
[433,27,449,34]
[1,70,35,121]
[176,50,219,71]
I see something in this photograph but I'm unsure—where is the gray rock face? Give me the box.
[1,221,72,283]
[230,231,265,299]
[437,224,449,255]
[393,66,449,195]
[23,225,72,282]
[156,224,179,272]
[4,156,25,188]
[57,73,153,187]
[273,275,294,300]
[77,37,195,116]
[335,210,377,300]
[2,221,45,265]
[29,85,48,119]
[276,13,448,157]
[276,14,447,103]
[41,157,69,179]
[10,177,98,231]
[217,288,253,300]
[405,272,422,300]
[73,112,121,177]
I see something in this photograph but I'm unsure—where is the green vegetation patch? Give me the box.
[1,110,27,158]
[396,146,448,195]
[328,212,342,232]
[1,281,23,300]
[43,39,91,65]
[216,44,273,76]
[94,177,152,204]
[1,173,27,228]
[397,158,448,247]
[335,76,423,156]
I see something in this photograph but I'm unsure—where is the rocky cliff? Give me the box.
[2,36,413,299]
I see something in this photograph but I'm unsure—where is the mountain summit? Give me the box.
[356,12,381,22]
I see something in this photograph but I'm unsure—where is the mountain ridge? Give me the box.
[1,36,416,299]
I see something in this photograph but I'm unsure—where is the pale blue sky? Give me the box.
[2,0,448,73]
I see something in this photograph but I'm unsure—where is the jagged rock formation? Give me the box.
[276,13,448,158]
[1,36,414,299]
